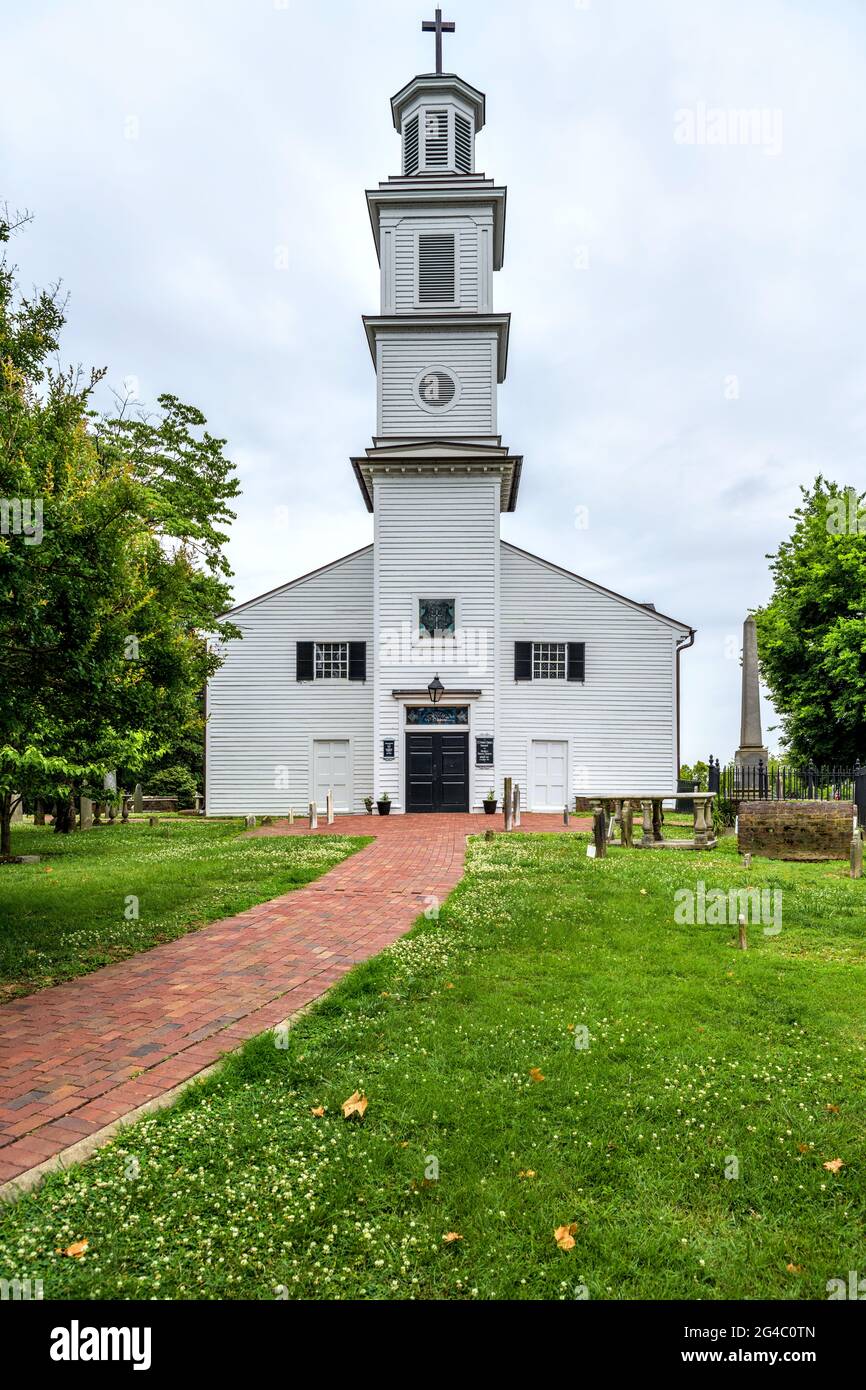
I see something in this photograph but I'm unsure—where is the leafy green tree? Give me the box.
[754,477,866,764]
[0,209,240,854]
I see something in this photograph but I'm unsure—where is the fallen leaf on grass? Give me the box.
[825,1103,840,1114]
[554,1223,578,1251]
[56,1240,89,1259]
[341,1091,368,1120]
[442,1232,463,1243]
[445,983,455,990]
[518,1170,537,1179]
[823,1158,845,1174]
[310,1106,325,1117]
[797,1143,811,1154]
[528,1067,545,1083]
[786,1263,804,1274]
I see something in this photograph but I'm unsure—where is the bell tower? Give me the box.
[354,12,522,812]
[351,10,520,497]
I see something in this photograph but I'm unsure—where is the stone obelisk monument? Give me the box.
[734,615,768,775]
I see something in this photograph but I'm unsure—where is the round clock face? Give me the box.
[415,366,458,411]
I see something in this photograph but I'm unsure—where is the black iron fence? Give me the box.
[708,756,861,804]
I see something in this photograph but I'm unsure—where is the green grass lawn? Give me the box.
[1,830,863,1300]
[0,821,365,999]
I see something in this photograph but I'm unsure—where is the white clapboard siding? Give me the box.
[378,332,497,435]
[378,209,495,314]
[373,475,500,810]
[498,543,685,802]
[393,216,478,310]
[206,547,374,815]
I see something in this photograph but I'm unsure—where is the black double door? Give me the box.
[405,732,469,812]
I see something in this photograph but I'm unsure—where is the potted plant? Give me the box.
[483,788,498,815]
[376,792,392,816]
[364,795,374,815]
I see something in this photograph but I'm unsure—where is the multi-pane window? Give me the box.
[419,598,456,639]
[314,641,349,679]
[532,642,567,680]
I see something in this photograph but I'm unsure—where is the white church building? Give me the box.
[206,23,694,817]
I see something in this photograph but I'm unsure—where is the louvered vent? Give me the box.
[424,109,449,167]
[455,112,472,172]
[403,113,419,175]
[418,233,456,304]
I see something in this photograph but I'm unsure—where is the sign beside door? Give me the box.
[475,736,494,766]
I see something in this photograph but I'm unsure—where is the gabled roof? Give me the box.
[501,541,694,635]
[219,539,691,635]
[221,545,374,618]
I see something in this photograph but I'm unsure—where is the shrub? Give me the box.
[147,765,199,810]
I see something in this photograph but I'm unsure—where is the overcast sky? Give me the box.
[4,0,865,764]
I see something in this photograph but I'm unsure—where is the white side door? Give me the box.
[313,740,351,813]
[531,740,568,811]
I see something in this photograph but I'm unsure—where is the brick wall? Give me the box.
[738,800,856,861]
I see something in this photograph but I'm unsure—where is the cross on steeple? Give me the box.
[422,8,455,75]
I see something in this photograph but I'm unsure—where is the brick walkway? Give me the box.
[0,813,587,1191]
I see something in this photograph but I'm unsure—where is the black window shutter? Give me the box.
[567,642,586,683]
[514,641,532,681]
[348,641,366,682]
[296,641,314,681]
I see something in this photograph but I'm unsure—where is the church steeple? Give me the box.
[351,14,520,514]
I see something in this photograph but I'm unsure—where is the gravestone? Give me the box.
[133,783,144,813]
[10,796,24,823]
[79,797,93,830]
